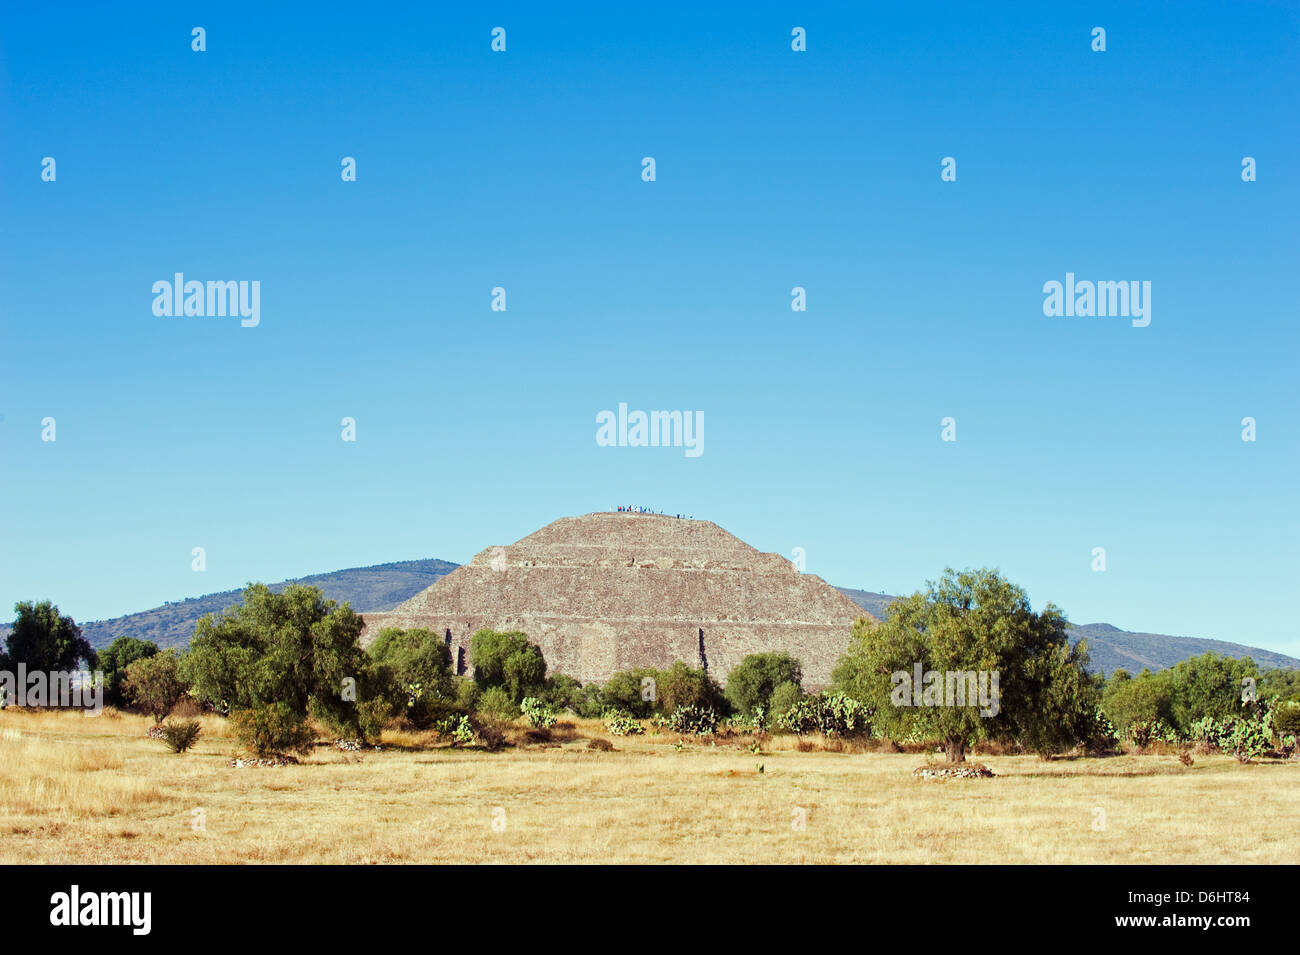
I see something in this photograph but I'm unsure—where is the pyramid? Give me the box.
[360,512,874,687]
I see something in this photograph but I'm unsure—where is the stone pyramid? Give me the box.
[360,512,874,687]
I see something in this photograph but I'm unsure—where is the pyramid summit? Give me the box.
[360,512,874,687]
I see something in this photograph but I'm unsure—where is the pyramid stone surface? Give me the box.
[360,512,874,687]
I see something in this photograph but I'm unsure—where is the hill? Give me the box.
[834,587,1299,675]
[0,558,456,651]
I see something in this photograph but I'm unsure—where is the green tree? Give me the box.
[4,601,96,672]
[725,652,803,716]
[768,680,804,718]
[98,636,160,707]
[1259,667,1300,703]
[1162,652,1260,734]
[468,630,547,703]
[180,583,369,738]
[366,626,456,726]
[601,667,663,717]
[1012,638,1101,755]
[1100,668,1173,734]
[121,650,187,722]
[540,673,585,711]
[657,660,727,715]
[834,568,1085,761]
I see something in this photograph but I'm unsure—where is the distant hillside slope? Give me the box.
[0,559,457,651]
[835,587,1299,675]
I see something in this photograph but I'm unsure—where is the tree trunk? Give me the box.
[945,736,967,763]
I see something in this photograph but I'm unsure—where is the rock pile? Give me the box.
[913,763,995,780]
[228,755,299,768]
[333,738,381,752]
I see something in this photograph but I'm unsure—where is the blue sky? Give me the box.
[2,2,1297,657]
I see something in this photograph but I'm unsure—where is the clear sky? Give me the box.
[1,3,1297,656]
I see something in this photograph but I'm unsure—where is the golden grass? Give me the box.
[0,708,1295,863]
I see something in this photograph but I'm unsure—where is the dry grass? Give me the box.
[1,708,1296,864]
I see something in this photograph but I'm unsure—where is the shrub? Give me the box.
[722,711,764,733]
[1125,718,1178,749]
[539,674,585,712]
[663,703,719,735]
[1078,706,1119,754]
[98,636,160,707]
[604,709,645,736]
[657,661,728,715]
[471,713,509,751]
[454,678,481,711]
[776,692,868,736]
[1274,701,1300,738]
[477,686,519,720]
[726,652,803,716]
[356,697,392,741]
[768,681,804,719]
[588,738,614,752]
[159,719,202,754]
[469,630,547,702]
[231,702,316,758]
[121,651,188,723]
[436,714,476,747]
[572,683,607,718]
[521,696,556,729]
[366,627,456,727]
[600,668,661,718]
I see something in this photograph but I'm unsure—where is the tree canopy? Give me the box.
[99,635,160,706]
[725,651,803,716]
[469,629,547,702]
[833,568,1091,760]
[4,601,96,672]
[180,583,367,733]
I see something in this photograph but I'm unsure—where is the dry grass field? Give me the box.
[1,707,1296,864]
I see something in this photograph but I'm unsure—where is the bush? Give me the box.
[477,686,519,720]
[1125,718,1178,749]
[1274,701,1300,738]
[366,627,456,727]
[356,697,392,741]
[231,703,316,758]
[436,714,476,747]
[776,692,868,736]
[539,674,585,712]
[521,696,556,729]
[451,677,477,708]
[600,668,661,718]
[768,681,804,719]
[657,661,728,715]
[98,636,160,707]
[662,703,720,735]
[722,711,764,733]
[604,709,645,736]
[469,630,547,702]
[726,652,803,717]
[121,651,188,723]
[471,713,509,751]
[159,719,202,753]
